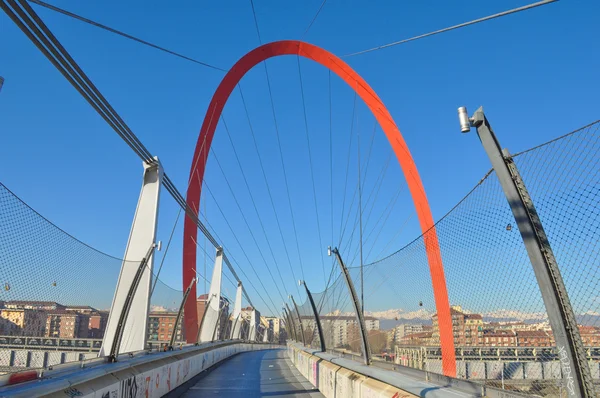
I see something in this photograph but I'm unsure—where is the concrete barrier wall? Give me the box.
[44,343,272,398]
[1,343,277,398]
[288,344,417,398]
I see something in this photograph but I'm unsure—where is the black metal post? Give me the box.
[168,277,196,349]
[332,247,372,365]
[284,305,297,342]
[463,106,594,397]
[302,281,326,352]
[108,243,155,362]
[289,295,306,346]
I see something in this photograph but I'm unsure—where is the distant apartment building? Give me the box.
[482,330,517,347]
[88,311,109,338]
[579,326,600,346]
[147,311,184,342]
[45,310,89,338]
[4,301,64,311]
[392,324,432,343]
[432,305,483,347]
[262,316,281,342]
[515,330,553,347]
[301,315,379,349]
[241,306,261,340]
[0,308,46,336]
[400,331,433,346]
[262,316,281,335]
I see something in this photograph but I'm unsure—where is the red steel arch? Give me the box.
[183,40,456,376]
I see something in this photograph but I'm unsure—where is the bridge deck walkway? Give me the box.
[174,348,323,398]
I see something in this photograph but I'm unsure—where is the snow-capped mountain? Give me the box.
[482,309,547,323]
[365,308,432,321]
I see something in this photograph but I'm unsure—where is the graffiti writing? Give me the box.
[145,376,151,398]
[63,387,83,397]
[120,376,139,398]
[557,345,575,396]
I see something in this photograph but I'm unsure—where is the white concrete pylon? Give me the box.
[100,158,163,357]
[199,248,223,343]
[230,282,243,339]
[249,309,258,341]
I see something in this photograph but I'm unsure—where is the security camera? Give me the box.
[458,107,473,133]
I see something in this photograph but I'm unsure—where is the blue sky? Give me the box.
[1,0,599,316]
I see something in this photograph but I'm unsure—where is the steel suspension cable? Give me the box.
[341,151,393,259]
[350,183,403,265]
[297,56,327,283]
[344,0,558,57]
[337,123,378,250]
[27,0,226,71]
[193,211,276,316]
[219,115,301,298]
[301,0,327,40]
[150,207,182,297]
[248,0,306,286]
[200,177,281,315]
[337,92,358,244]
[236,84,304,284]
[206,150,288,305]
[1,0,253,307]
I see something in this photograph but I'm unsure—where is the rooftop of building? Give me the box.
[319,315,378,321]
[149,311,178,317]
[46,309,82,316]
[403,331,433,339]
[4,300,63,307]
[64,305,97,311]
[484,329,516,337]
[515,330,549,337]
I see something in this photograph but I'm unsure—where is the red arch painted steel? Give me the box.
[183,40,457,376]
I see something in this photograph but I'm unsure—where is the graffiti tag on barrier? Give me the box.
[120,376,139,398]
[63,387,83,397]
[557,345,575,396]
[145,376,152,398]
[167,365,171,391]
[100,388,117,398]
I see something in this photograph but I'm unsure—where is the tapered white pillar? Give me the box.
[230,282,243,339]
[199,248,223,342]
[262,325,269,343]
[249,309,258,341]
[100,158,162,356]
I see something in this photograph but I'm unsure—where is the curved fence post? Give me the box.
[290,295,306,346]
[284,305,298,342]
[301,281,326,352]
[460,106,595,397]
[168,277,196,349]
[283,308,295,342]
[330,247,372,365]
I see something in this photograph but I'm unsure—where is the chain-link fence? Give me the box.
[0,182,121,373]
[0,182,191,373]
[289,121,600,397]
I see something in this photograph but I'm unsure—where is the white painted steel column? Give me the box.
[249,310,257,341]
[100,158,162,356]
[230,282,243,339]
[199,248,223,343]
